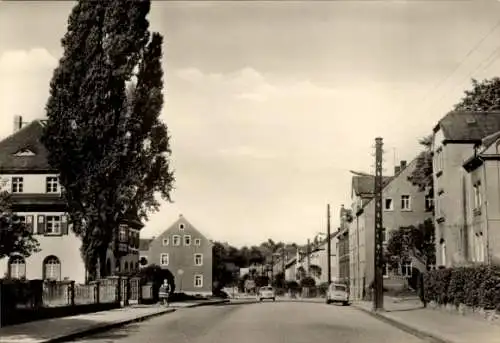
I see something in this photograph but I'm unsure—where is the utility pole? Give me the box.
[327,204,332,285]
[282,248,286,280]
[306,239,311,277]
[374,137,384,311]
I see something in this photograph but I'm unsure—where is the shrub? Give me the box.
[424,264,500,310]
[300,276,316,288]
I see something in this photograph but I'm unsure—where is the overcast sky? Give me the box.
[1,1,500,247]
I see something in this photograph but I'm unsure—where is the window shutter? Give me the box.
[37,215,46,234]
[26,215,34,233]
[61,215,68,235]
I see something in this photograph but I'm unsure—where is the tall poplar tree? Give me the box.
[42,0,174,279]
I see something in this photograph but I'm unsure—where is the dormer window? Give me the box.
[14,149,35,157]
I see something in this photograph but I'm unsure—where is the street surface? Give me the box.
[72,301,426,343]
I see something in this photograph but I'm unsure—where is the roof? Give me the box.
[479,130,500,151]
[139,238,153,251]
[352,174,393,197]
[434,111,500,141]
[154,215,213,246]
[0,120,54,173]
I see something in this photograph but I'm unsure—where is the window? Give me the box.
[43,256,61,281]
[184,235,191,246]
[425,195,434,212]
[8,255,26,279]
[381,227,388,245]
[194,274,203,288]
[160,253,169,266]
[11,177,23,193]
[382,262,388,278]
[435,148,444,173]
[46,216,61,234]
[401,195,411,210]
[162,238,169,246]
[172,235,181,246]
[195,238,201,246]
[179,223,185,230]
[440,240,446,267]
[194,253,203,266]
[384,198,393,211]
[401,260,412,277]
[46,177,58,193]
[473,184,482,209]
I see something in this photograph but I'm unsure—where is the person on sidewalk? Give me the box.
[418,271,427,308]
[159,279,171,307]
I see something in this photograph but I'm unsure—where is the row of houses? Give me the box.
[339,110,500,300]
[267,110,500,299]
[0,115,214,295]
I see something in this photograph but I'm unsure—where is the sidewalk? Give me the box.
[0,299,228,343]
[0,306,175,343]
[353,297,500,343]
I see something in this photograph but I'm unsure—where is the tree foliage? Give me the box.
[42,0,173,279]
[408,135,433,194]
[0,192,40,259]
[454,77,500,111]
[385,218,436,268]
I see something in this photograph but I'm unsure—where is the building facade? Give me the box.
[349,160,432,300]
[432,111,500,267]
[463,130,500,265]
[0,116,140,283]
[144,215,213,295]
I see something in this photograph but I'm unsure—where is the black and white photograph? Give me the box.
[0,0,500,342]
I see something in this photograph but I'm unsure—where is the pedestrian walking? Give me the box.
[418,272,427,308]
[159,279,171,307]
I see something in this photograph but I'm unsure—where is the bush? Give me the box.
[300,276,316,288]
[424,264,500,310]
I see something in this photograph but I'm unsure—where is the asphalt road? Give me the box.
[72,301,426,343]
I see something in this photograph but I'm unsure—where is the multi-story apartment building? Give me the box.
[432,111,500,267]
[336,205,352,285]
[142,215,213,295]
[349,160,432,300]
[462,130,500,265]
[0,116,141,283]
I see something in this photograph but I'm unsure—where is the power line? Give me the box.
[413,19,500,116]
[419,19,500,105]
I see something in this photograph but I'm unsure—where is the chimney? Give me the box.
[13,115,23,133]
[400,160,407,170]
[394,166,401,175]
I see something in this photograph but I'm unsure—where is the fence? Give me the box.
[0,276,143,327]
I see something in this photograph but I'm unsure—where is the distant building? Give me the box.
[0,116,140,283]
[141,215,213,295]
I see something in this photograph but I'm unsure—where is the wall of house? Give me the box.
[484,160,500,264]
[0,174,60,193]
[468,156,500,265]
[433,135,476,267]
[0,212,86,283]
[147,219,213,295]
[351,160,431,300]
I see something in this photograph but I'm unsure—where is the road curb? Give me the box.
[352,305,453,343]
[43,308,176,343]
[184,299,230,308]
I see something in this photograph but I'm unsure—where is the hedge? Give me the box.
[424,264,500,311]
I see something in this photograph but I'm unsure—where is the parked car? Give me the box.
[325,283,349,306]
[257,286,276,302]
